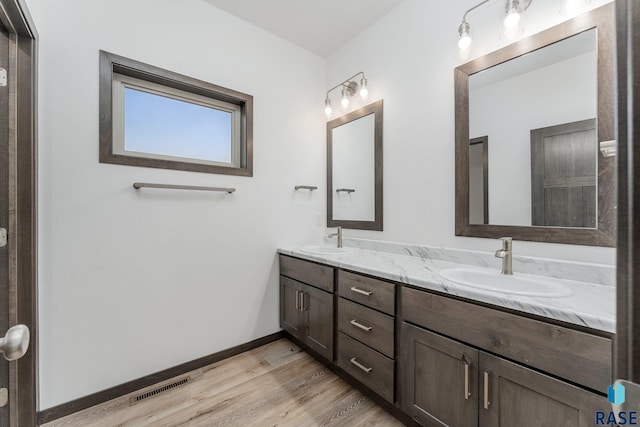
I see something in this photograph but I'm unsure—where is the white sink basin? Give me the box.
[300,245,352,256]
[439,267,572,297]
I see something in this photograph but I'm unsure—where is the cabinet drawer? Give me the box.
[338,270,395,315]
[280,255,334,292]
[337,332,394,403]
[338,298,394,358]
[402,286,612,393]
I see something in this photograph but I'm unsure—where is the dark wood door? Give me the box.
[302,283,334,361]
[531,119,597,227]
[479,352,609,427]
[280,276,303,340]
[0,21,10,427]
[399,322,478,427]
[469,136,489,225]
[0,2,38,424]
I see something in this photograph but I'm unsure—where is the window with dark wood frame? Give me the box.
[99,50,253,176]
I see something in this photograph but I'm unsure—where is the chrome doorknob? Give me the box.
[0,324,30,361]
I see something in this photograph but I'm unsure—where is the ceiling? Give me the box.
[201,0,406,57]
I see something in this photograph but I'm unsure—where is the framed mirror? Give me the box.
[327,100,383,231]
[454,4,615,246]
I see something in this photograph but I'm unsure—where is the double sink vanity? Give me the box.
[295,3,618,426]
[278,240,614,426]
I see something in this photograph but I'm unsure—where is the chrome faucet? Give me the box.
[328,227,343,248]
[495,237,513,275]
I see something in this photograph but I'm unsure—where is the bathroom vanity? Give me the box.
[278,245,614,426]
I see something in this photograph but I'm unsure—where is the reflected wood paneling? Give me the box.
[42,339,402,427]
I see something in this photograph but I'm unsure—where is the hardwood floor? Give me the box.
[42,338,404,427]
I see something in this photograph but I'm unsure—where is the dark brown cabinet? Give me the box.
[280,276,334,360]
[479,352,610,427]
[302,283,334,359]
[280,254,612,427]
[400,322,479,427]
[400,322,610,427]
[281,276,303,335]
[279,257,334,361]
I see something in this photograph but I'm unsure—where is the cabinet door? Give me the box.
[302,283,334,361]
[479,352,610,427]
[280,276,302,339]
[400,322,479,427]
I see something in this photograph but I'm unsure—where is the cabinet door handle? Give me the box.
[350,320,373,332]
[350,357,373,373]
[464,361,470,400]
[300,292,307,311]
[483,371,491,409]
[350,286,373,296]
[295,290,301,311]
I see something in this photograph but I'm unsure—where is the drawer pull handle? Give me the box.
[464,360,470,400]
[350,320,373,332]
[483,371,491,409]
[350,357,373,373]
[350,287,373,296]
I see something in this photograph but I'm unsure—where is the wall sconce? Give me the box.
[324,71,369,118]
[457,0,532,57]
[457,0,591,57]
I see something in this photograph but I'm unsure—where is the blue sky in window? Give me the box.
[124,88,232,163]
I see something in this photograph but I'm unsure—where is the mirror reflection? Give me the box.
[327,100,383,231]
[332,114,375,221]
[468,29,597,228]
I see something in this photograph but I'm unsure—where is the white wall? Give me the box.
[28,0,326,410]
[325,0,615,264]
[470,52,597,226]
[30,0,616,411]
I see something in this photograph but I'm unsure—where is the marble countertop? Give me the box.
[277,245,615,333]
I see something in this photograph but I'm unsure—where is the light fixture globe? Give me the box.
[504,10,521,28]
[324,98,332,117]
[458,21,472,50]
[341,88,349,108]
[504,0,522,29]
[359,77,369,99]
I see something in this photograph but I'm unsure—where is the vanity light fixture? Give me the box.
[457,0,533,56]
[324,71,369,118]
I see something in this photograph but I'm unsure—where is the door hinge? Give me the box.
[0,69,6,87]
[0,228,6,247]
